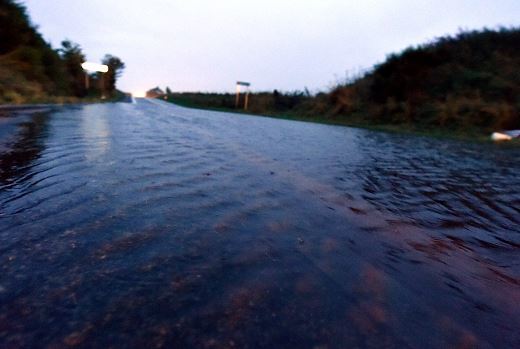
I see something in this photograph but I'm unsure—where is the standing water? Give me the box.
[0,100,519,348]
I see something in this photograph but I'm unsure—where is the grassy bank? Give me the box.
[163,28,519,143]
[0,90,130,107]
[163,94,494,143]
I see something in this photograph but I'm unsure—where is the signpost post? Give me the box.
[81,62,109,98]
[235,81,251,110]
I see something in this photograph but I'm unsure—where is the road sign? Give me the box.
[81,62,109,98]
[235,81,251,110]
[81,62,109,73]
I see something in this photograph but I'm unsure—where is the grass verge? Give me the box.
[164,97,504,144]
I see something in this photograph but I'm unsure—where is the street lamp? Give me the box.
[81,62,109,98]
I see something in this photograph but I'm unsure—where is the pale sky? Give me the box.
[23,0,519,96]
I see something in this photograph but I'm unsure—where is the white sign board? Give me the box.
[81,62,109,73]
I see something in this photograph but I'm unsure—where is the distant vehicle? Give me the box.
[146,87,165,98]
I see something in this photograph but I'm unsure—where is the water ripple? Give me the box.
[0,100,519,348]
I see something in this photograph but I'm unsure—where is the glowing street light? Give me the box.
[81,62,109,98]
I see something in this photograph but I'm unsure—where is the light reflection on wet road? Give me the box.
[0,99,519,348]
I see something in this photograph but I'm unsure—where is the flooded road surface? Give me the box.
[0,99,519,348]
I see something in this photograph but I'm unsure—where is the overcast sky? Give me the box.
[23,0,519,96]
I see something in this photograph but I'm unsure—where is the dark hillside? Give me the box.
[0,0,125,103]
[0,0,70,102]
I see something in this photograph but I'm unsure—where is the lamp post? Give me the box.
[81,62,109,98]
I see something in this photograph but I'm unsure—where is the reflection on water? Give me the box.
[81,109,111,161]
[0,112,49,185]
[0,100,519,348]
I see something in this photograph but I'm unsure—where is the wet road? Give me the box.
[0,99,519,348]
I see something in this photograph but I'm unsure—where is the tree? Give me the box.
[59,40,86,97]
[102,54,125,96]
[0,0,33,54]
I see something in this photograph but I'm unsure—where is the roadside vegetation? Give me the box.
[0,0,125,104]
[164,28,519,139]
